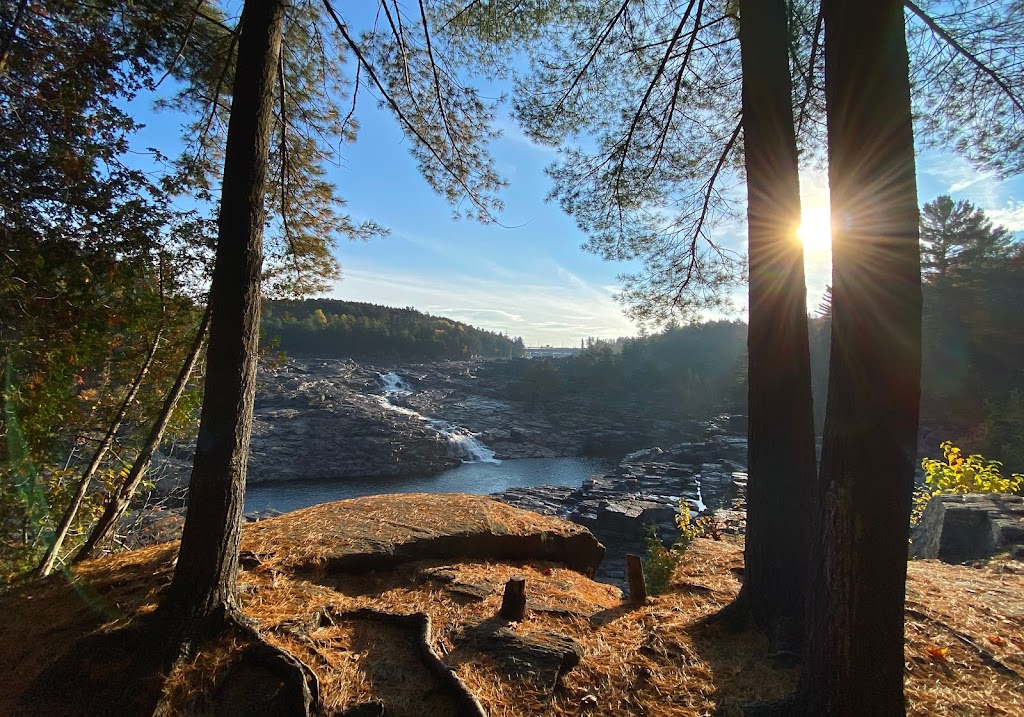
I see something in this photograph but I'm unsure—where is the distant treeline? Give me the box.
[261,299,525,359]
[502,320,748,418]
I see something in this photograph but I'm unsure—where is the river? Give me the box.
[243,456,608,514]
[244,370,612,513]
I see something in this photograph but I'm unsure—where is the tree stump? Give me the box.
[499,575,527,621]
[626,554,647,604]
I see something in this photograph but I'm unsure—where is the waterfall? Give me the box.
[379,371,412,395]
[427,419,499,463]
[377,372,500,464]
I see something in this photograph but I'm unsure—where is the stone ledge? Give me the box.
[239,493,606,577]
[911,493,1024,563]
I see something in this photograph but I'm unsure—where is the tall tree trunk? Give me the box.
[160,0,285,625]
[73,304,210,564]
[800,0,921,714]
[34,326,164,577]
[735,0,817,656]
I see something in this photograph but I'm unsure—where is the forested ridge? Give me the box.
[507,321,747,418]
[261,299,525,359]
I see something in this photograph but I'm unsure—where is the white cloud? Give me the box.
[332,262,637,345]
[985,200,1024,234]
[918,152,1003,206]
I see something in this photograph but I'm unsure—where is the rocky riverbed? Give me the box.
[139,355,751,587]
[151,355,703,492]
[491,417,750,586]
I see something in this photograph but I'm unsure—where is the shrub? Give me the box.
[912,441,1023,525]
[643,502,704,595]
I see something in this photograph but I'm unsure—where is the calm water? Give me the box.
[243,456,608,514]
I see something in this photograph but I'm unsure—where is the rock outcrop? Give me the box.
[910,493,1024,563]
[151,356,702,494]
[240,493,606,578]
[493,427,749,586]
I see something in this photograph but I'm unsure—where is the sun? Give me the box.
[797,207,832,253]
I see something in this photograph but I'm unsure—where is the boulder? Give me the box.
[240,493,606,577]
[910,493,1024,563]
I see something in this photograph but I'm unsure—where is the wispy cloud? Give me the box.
[985,200,1024,234]
[918,152,1003,206]
[494,116,558,156]
[333,262,636,345]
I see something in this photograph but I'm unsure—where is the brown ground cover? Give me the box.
[1,499,1021,716]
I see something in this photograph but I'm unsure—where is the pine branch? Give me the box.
[905,0,1024,115]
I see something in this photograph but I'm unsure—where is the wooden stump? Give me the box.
[626,554,647,604]
[499,575,527,621]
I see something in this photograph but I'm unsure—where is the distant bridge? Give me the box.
[523,346,583,358]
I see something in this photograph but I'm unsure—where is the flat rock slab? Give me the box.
[911,493,1024,563]
[460,624,583,690]
[240,493,605,577]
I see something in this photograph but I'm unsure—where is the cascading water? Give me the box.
[379,371,412,394]
[426,419,499,462]
[377,372,500,464]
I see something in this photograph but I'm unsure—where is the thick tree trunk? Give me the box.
[35,326,164,577]
[160,0,285,624]
[72,304,210,563]
[735,0,816,655]
[799,0,921,714]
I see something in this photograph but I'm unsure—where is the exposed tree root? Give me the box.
[325,607,487,717]
[21,604,318,717]
[699,586,802,667]
[153,606,319,716]
[701,584,752,632]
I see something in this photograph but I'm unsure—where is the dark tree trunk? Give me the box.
[160,0,286,625]
[799,0,921,714]
[73,304,210,563]
[735,0,817,655]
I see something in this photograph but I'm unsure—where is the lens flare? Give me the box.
[798,207,833,253]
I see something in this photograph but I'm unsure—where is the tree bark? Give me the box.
[799,0,922,713]
[73,304,210,563]
[626,553,648,604]
[735,0,817,654]
[35,325,164,577]
[160,0,286,624]
[499,575,527,621]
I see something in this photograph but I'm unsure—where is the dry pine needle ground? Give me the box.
[1,511,1022,716]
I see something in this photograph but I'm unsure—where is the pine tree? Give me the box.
[799,0,922,712]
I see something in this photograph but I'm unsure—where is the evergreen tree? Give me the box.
[799,0,921,713]
[920,195,1015,287]
[735,0,816,657]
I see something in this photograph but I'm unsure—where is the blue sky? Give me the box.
[308,98,1024,346]
[128,27,1024,347]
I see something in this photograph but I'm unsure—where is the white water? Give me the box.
[377,371,500,464]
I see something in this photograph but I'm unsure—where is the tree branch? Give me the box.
[905,0,1024,115]
[322,0,498,221]
[0,0,28,78]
